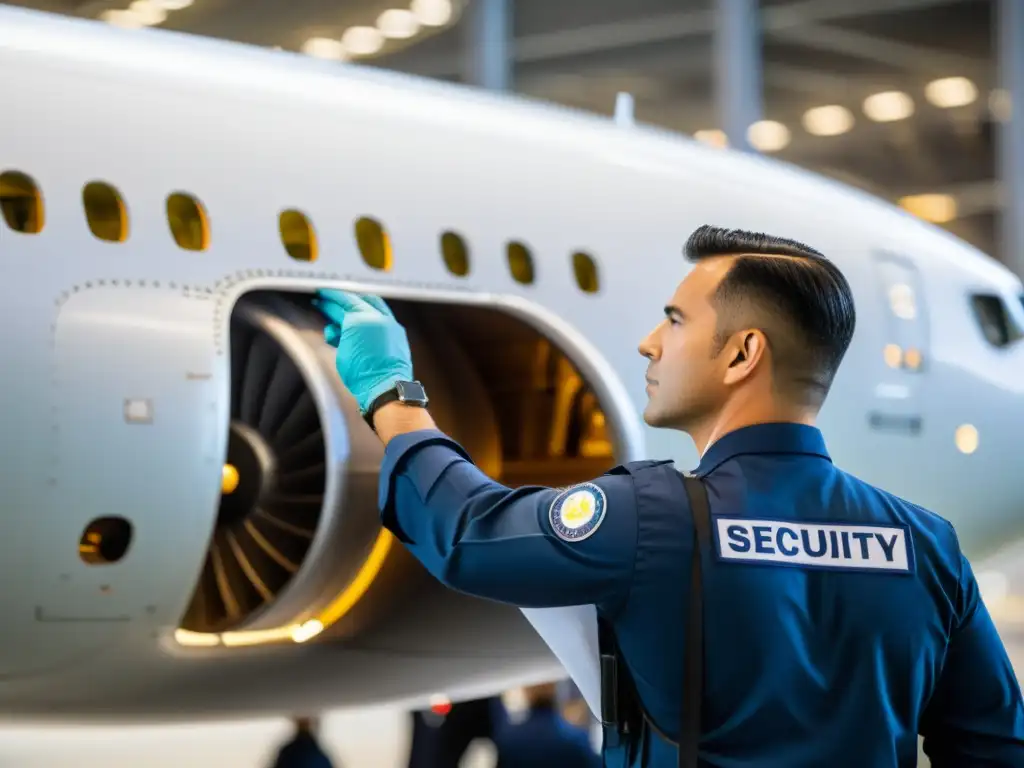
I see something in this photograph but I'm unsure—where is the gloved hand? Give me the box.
[312,289,413,414]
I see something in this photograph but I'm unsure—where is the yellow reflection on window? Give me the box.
[507,241,535,285]
[0,170,44,234]
[83,181,128,242]
[355,217,392,271]
[441,230,470,277]
[167,192,209,251]
[572,251,599,293]
[279,209,318,262]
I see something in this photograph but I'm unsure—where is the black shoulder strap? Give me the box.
[680,474,711,768]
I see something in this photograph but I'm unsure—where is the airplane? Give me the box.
[1,3,1023,726]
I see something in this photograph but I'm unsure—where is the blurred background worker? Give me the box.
[491,682,600,768]
[406,696,498,768]
[315,224,1024,767]
[268,716,336,768]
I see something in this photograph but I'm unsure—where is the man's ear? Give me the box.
[723,329,767,385]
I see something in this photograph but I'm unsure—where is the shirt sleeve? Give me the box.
[377,429,639,615]
[920,551,1024,765]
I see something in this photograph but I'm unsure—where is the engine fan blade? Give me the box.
[240,333,277,425]
[257,354,303,437]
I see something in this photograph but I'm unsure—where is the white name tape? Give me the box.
[714,518,914,573]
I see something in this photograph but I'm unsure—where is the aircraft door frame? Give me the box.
[868,250,930,436]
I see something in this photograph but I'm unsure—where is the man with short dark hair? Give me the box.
[314,224,1024,767]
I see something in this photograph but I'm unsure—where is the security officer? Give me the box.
[313,224,1024,767]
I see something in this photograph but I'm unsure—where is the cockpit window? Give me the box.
[970,293,1022,348]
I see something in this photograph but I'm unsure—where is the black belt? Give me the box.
[598,472,710,768]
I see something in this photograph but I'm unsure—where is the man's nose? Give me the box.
[638,330,659,360]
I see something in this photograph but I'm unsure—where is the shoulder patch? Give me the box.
[713,518,915,574]
[549,482,607,543]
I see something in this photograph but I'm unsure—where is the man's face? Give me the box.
[637,256,735,429]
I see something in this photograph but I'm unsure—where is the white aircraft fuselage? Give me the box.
[1,6,1023,723]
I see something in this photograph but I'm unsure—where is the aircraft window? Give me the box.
[279,209,317,262]
[355,217,392,271]
[79,516,133,565]
[440,231,470,277]
[167,192,209,251]
[970,293,1022,348]
[572,251,600,293]
[507,241,535,285]
[0,170,44,234]
[82,181,128,242]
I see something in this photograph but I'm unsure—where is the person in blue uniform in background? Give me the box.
[491,682,601,768]
[314,224,1024,767]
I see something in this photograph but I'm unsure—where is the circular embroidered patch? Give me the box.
[549,482,607,543]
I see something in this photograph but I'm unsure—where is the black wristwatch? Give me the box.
[364,380,430,429]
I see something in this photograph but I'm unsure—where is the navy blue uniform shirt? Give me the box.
[378,423,1024,767]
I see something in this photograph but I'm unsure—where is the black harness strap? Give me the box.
[596,472,712,768]
[680,474,711,768]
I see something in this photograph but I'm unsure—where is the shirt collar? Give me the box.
[694,422,831,477]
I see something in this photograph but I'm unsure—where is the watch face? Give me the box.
[396,380,428,405]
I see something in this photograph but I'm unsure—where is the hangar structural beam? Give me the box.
[715,0,763,152]
[997,0,1024,278]
[462,0,512,91]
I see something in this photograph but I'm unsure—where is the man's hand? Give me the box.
[312,289,413,415]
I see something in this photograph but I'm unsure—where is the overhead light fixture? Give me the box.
[378,8,420,39]
[693,129,727,148]
[128,0,167,25]
[301,37,346,60]
[100,9,146,29]
[153,0,193,8]
[747,120,790,152]
[898,193,957,223]
[802,105,854,137]
[342,26,385,56]
[925,76,977,108]
[863,91,914,122]
[410,0,453,27]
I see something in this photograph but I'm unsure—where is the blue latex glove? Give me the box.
[312,289,413,414]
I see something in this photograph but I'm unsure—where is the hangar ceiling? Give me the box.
[4,0,1004,260]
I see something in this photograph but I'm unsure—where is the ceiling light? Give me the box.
[100,9,146,29]
[899,193,957,223]
[411,0,453,27]
[863,91,914,122]
[747,120,790,152]
[694,129,727,148]
[378,8,420,39]
[128,0,167,25]
[301,37,346,60]
[925,76,977,108]
[802,105,854,136]
[153,0,193,8]
[341,26,384,56]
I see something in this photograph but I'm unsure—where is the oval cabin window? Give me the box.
[0,170,44,234]
[280,209,318,262]
[83,181,128,242]
[441,231,470,277]
[572,251,600,293]
[355,217,392,272]
[167,192,209,251]
[507,241,535,285]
